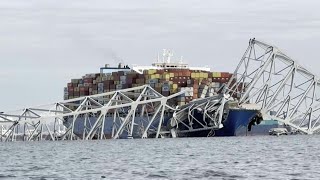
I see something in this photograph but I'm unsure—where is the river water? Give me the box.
[0,135,319,179]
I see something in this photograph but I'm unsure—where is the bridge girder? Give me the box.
[225,38,320,134]
[0,85,186,142]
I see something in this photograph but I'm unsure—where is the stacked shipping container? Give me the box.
[64,68,233,106]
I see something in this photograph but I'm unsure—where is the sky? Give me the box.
[1,0,320,111]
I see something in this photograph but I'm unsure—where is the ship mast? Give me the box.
[163,49,173,64]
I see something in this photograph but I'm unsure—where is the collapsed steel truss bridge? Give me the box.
[0,85,226,142]
[1,38,320,142]
[225,38,320,134]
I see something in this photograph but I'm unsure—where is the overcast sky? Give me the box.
[1,0,320,111]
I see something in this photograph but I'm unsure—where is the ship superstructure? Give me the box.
[131,49,210,74]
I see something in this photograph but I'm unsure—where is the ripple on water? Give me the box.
[0,175,16,179]
[0,136,319,179]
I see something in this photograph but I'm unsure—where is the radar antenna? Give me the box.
[163,49,173,63]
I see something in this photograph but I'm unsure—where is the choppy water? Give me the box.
[0,136,319,180]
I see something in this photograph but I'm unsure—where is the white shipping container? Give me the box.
[162,87,170,91]
[116,84,123,89]
[200,88,208,98]
[98,87,104,92]
[212,82,220,88]
[181,87,193,97]
[185,91,193,97]
[120,76,126,81]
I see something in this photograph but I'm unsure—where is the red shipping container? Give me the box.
[221,72,230,78]
[104,84,110,89]
[114,76,120,81]
[157,70,164,74]
[193,84,199,91]
[84,78,93,83]
[126,79,133,84]
[80,87,89,91]
[110,84,116,89]
[68,91,74,96]
[67,83,73,87]
[103,80,114,85]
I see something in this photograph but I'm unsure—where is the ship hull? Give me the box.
[64,116,171,139]
[64,109,280,138]
[215,108,259,136]
[176,108,280,137]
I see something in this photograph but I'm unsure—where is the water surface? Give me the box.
[0,136,319,179]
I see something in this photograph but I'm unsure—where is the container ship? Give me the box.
[63,50,281,138]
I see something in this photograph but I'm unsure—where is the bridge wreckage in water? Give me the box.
[1,39,320,142]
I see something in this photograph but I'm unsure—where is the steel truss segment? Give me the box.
[226,38,320,134]
[171,94,229,134]
[0,85,189,141]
